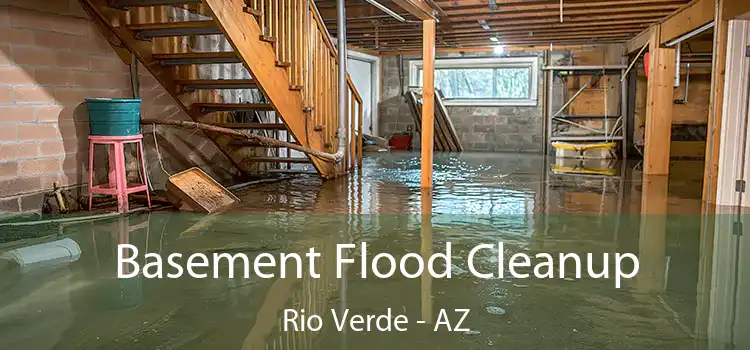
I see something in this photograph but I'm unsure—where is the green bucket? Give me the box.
[86,98,141,136]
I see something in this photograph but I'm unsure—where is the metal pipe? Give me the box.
[665,21,714,47]
[337,0,347,161]
[362,0,408,22]
[675,42,681,87]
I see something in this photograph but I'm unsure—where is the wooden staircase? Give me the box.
[79,0,363,178]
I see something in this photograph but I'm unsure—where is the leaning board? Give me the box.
[406,89,463,152]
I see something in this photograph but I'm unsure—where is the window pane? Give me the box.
[495,67,530,99]
[436,68,494,99]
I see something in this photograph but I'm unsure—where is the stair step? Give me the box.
[177,79,258,90]
[211,123,286,130]
[128,21,221,39]
[111,0,201,7]
[194,103,275,113]
[248,157,311,164]
[153,52,241,65]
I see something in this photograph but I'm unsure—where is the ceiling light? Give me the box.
[490,37,499,42]
[493,45,505,55]
[478,19,491,31]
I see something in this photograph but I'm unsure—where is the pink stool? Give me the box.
[88,134,151,213]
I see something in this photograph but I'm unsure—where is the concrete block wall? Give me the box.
[0,4,239,213]
[378,51,546,153]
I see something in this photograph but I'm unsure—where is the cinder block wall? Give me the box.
[0,4,239,213]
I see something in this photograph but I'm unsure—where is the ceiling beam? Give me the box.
[626,0,715,53]
[659,0,714,44]
[391,0,437,20]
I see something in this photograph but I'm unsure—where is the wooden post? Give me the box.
[643,25,676,175]
[420,191,433,323]
[635,175,668,293]
[421,19,436,189]
[703,5,728,204]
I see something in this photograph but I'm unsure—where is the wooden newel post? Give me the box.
[421,19,436,189]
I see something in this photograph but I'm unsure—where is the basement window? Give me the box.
[408,57,539,106]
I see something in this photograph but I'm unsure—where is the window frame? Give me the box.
[408,56,540,107]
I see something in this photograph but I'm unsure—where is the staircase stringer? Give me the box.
[199,0,337,178]
[79,0,270,176]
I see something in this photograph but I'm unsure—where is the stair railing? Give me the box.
[253,0,363,171]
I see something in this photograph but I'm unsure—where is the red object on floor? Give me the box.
[644,52,650,78]
[88,134,151,213]
[389,133,413,150]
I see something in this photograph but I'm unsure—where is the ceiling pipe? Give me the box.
[361,0,409,22]
[665,22,714,47]
[674,42,681,87]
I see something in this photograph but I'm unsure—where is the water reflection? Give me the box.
[0,152,745,349]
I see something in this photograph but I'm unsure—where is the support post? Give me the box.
[703,0,729,204]
[643,25,676,175]
[421,19,436,189]
[635,175,668,293]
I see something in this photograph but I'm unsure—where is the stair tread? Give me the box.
[128,21,217,31]
[153,52,237,59]
[248,157,311,163]
[111,0,201,7]
[177,79,257,84]
[177,79,258,89]
[194,103,275,112]
[128,20,221,38]
[153,51,241,65]
[210,123,286,129]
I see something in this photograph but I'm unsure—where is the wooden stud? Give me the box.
[421,19,436,189]
[643,25,676,176]
[702,5,728,204]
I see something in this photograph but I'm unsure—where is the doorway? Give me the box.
[347,50,380,137]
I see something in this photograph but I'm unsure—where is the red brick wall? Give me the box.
[0,4,239,213]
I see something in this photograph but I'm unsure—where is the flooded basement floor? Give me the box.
[0,152,748,349]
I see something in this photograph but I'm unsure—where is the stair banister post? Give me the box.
[336,0,348,170]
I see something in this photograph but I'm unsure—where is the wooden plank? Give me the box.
[200,0,336,177]
[626,27,651,53]
[659,0,715,44]
[391,0,436,20]
[421,19,436,189]
[643,25,676,175]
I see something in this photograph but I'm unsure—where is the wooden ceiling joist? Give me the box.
[315,0,694,54]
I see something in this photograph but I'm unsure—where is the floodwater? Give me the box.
[0,152,746,349]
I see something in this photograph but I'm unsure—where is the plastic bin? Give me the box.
[86,98,141,136]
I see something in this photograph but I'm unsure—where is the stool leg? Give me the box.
[114,142,129,214]
[108,144,117,188]
[137,140,151,209]
[88,139,94,211]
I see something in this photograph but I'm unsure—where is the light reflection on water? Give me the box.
[0,152,744,349]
